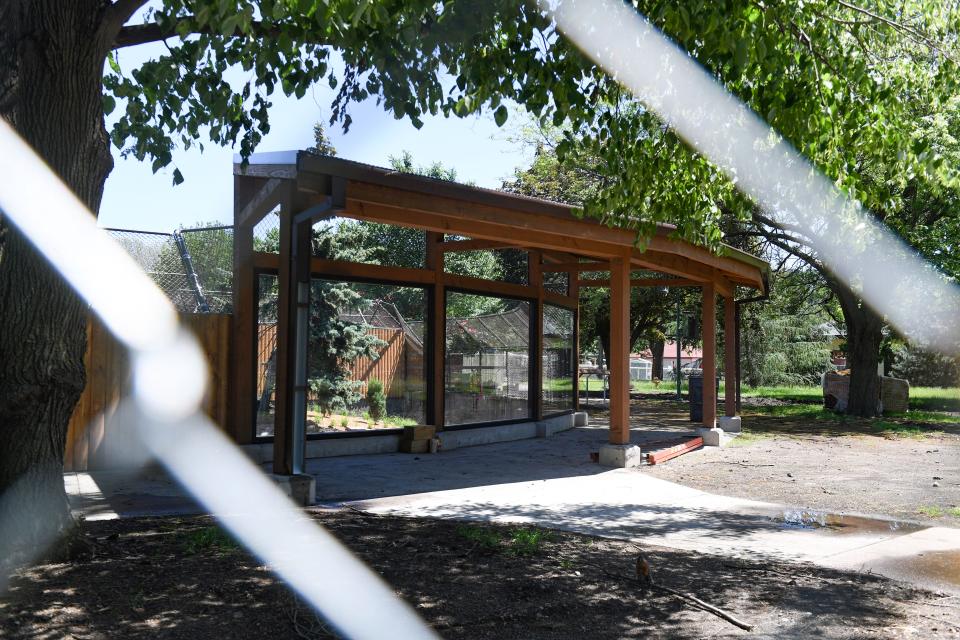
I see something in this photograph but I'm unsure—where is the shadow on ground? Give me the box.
[0,512,941,639]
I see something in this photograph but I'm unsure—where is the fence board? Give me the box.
[64,313,232,471]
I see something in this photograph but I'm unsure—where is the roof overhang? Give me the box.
[233,151,770,295]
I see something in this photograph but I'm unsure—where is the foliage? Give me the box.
[365,379,386,423]
[454,524,554,556]
[183,526,240,554]
[308,121,336,156]
[456,525,503,551]
[307,228,385,416]
[740,307,833,387]
[507,527,554,557]
[891,345,960,388]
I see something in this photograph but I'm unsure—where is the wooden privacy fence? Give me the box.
[64,313,231,471]
[256,324,423,403]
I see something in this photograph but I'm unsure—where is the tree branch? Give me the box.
[113,19,284,49]
[834,0,958,64]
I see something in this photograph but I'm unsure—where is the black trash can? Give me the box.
[689,375,720,422]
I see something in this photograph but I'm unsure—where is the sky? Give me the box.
[99,42,533,232]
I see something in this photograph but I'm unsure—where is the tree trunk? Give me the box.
[835,284,884,417]
[649,338,665,380]
[0,2,114,561]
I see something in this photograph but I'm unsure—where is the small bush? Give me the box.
[456,525,503,550]
[366,379,386,423]
[183,526,239,554]
[508,527,554,556]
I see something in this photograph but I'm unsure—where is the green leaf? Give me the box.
[494,105,508,127]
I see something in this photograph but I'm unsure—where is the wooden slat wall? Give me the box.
[348,327,407,397]
[64,313,232,471]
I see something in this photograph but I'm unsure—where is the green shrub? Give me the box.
[183,526,239,554]
[366,379,386,423]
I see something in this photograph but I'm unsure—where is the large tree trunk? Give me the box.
[835,284,884,417]
[649,338,665,380]
[0,2,114,562]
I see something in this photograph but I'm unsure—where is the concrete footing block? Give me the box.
[718,416,742,433]
[573,411,589,427]
[697,427,729,447]
[598,443,644,468]
[272,473,316,506]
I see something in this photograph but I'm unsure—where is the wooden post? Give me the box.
[702,282,717,429]
[569,272,580,412]
[529,250,543,421]
[272,189,296,475]
[231,176,259,445]
[724,295,737,417]
[609,257,631,444]
[426,232,445,429]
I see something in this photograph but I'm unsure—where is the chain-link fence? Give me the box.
[106,225,233,313]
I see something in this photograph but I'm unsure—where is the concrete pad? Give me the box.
[272,473,316,506]
[717,416,742,433]
[598,444,644,468]
[64,416,960,595]
[698,427,729,447]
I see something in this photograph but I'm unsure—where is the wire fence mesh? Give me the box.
[105,225,233,313]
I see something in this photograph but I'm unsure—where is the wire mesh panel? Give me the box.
[542,304,576,414]
[106,229,197,311]
[253,209,281,252]
[180,225,234,313]
[107,226,235,313]
[444,294,532,425]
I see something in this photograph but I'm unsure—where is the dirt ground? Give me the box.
[3,512,960,640]
[638,399,960,524]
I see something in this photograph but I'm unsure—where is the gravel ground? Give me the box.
[642,414,960,524]
[4,512,960,639]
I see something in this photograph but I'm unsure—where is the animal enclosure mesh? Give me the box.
[106,225,234,313]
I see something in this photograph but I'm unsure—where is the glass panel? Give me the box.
[255,273,279,438]
[445,293,531,425]
[542,304,576,414]
[443,236,528,285]
[312,218,426,268]
[306,280,427,433]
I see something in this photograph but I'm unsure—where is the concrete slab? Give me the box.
[718,416,742,433]
[598,443,644,468]
[64,413,960,594]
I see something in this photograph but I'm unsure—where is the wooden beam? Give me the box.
[542,260,611,273]
[426,232,445,430]
[443,273,537,300]
[237,177,287,228]
[543,290,578,309]
[530,251,544,421]
[342,197,622,259]
[724,296,737,417]
[231,176,258,445]
[569,273,580,413]
[649,236,761,286]
[272,190,295,474]
[609,257,631,445]
[702,283,717,429]
[577,278,700,288]
[309,257,436,285]
[438,238,521,253]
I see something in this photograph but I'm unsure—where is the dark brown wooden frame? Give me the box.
[232,152,769,474]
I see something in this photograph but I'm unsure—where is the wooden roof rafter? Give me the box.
[233,151,770,295]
